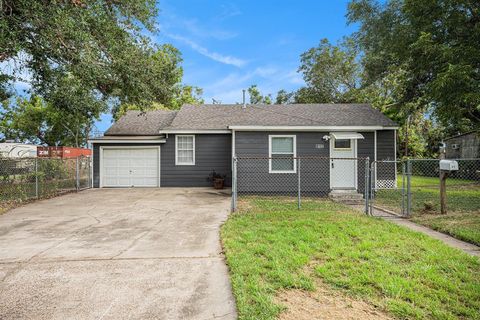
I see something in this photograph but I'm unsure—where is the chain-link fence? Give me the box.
[370,158,480,217]
[408,159,480,215]
[232,156,370,211]
[0,156,92,208]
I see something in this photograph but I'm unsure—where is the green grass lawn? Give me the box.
[412,213,480,246]
[374,175,480,246]
[221,198,480,320]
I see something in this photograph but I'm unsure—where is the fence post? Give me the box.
[231,157,237,212]
[76,157,80,191]
[406,159,412,217]
[35,158,39,199]
[401,161,406,216]
[88,157,91,189]
[364,157,369,214]
[369,161,375,216]
[297,157,301,210]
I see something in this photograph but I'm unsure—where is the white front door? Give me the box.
[102,147,159,187]
[330,138,356,189]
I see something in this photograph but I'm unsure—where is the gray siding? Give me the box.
[235,131,330,195]
[377,130,396,161]
[161,134,231,187]
[376,130,397,182]
[235,131,383,195]
[357,132,375,193]
[92,143,162,188]
[93,134,231,188]
[445,132,480,159]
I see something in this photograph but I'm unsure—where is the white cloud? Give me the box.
[201,66,305,103]
[180,18,237,40]
[216,3,242,21]
[166,33,247,67]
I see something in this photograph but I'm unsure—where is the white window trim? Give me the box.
[268,135,297,174]
[333,139,352,151]
[175,135,195,166]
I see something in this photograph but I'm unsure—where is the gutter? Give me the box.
[227,125,399,131]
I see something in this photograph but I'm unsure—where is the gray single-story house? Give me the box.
[89,104,398,193]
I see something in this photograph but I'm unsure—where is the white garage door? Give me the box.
[102,148,159,187]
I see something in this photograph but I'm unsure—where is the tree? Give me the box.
[248,85,272,104]
[274,89,294,104]
[347,0,480,133]
[294,37,439,157]
[112,85,203,120]
[297,38,362,103]
[1,96,94,147]
[0,0,200,117]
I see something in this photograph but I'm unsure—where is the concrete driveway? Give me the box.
[0,188,237,320]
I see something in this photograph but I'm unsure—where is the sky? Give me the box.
[156,0,357,102]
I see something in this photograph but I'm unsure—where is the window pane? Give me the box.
[272,137,293,153]
[178,150,193,163]
[271,154,294,171]
[334,139,351,149]
[177,136,194,164]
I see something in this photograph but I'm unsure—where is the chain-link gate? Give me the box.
[369,160,408,217]
[232,156,370,212]
[369,158,480,217]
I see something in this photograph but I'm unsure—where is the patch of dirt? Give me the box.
[276,279,393,320]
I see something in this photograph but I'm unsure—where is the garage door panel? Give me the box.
[117,167,131,175]
[102,148,159,187]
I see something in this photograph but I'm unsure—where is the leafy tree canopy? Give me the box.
[248,85,272,104]
[0,0,203,144]
[347,0,480,133]
[1,96,93,147]
[297,38,362,103]
[0,0,201,112]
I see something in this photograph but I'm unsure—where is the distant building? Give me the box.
[0,143,37,158]
[444,131,479,159]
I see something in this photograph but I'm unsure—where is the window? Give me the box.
[269,135,296,173]
[176,135,195,165]
[334,139,351,149]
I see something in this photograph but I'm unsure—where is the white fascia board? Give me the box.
[159,129,231,134]
[89,139,166,144]
[228,126,399,131]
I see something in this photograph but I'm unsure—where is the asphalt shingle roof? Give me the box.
[104,110,177,136]
[105,104,397,135]
[165,104,397,130]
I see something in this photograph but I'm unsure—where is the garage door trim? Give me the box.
[99,146,161,188]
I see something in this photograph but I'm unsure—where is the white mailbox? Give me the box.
[439,160,458,171]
